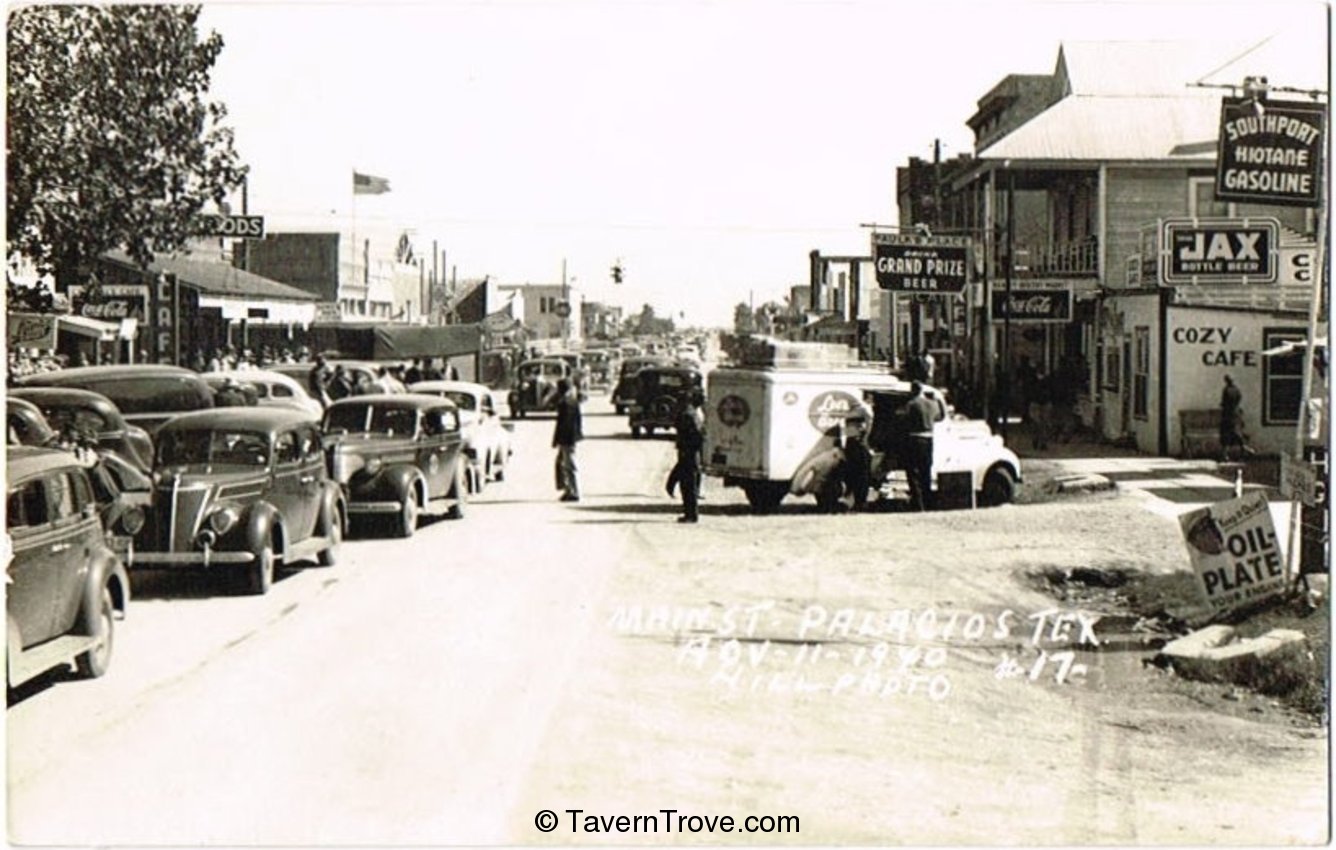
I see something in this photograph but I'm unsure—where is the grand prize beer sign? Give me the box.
[1216,96,1325,207]
[1179,492,1286,617]
[873,233,970,293]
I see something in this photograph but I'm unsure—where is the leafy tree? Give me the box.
[733,301,756,335]
[7,5,247,288]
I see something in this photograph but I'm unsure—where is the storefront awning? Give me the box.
[57,314,121,341]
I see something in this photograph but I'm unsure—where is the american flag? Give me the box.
[353,171,391,195]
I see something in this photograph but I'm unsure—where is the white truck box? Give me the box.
[703,365,1020,511]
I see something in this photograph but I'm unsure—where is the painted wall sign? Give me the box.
[1179,491,1285,617]
[872,233,971,293]
[988,287,1072,323]
[1216,96,1326,207]
[7,312,57,350]
[1160,218,1279,284]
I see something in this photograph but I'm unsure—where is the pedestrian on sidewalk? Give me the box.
[1029,371,1053,450]
[903,381,943,511]
[1219,374,1254,461]
[552,378,583,502]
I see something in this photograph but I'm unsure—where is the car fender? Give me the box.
[79,548,130,636]
[319,482,346,533]
[7,615,23,683]
[245,502,284,558]
[379,464,426,504]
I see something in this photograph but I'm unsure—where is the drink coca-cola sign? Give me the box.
[989,287,1073,323]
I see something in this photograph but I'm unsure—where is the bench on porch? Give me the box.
[1179,409,1221,459]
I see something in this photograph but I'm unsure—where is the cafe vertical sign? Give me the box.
[1216,96,1325,206]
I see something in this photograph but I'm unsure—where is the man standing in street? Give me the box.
[903,381,944,511]
[552,378,583,502]
[673,390,706,523]
[308,354,332,407]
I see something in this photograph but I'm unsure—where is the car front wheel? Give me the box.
[979,466,1017,507]
[447,465,468,519]
[398,489,419,538]
[75,588,115,678]
[248,536,275,595]
[318,504,341,566]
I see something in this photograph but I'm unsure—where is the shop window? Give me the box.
[1262,327,1306,425]
[1133,326,1150,420]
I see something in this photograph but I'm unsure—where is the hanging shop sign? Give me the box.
[196,214,266,238]
[988,286,1072,323]
[1160,218,1279,285]
[872,233,971,294]
[7,312,57,350]
[1216,96,1326,207]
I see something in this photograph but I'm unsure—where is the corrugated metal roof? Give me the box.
[101,250,318,301]
[978,94,1222,161]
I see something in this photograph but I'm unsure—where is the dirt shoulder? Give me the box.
[512,486,1328,844]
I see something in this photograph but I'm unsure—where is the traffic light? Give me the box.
[611,263,624,284]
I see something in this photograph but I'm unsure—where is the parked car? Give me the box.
[323,394,469,537]
[7,397,57,448]
[628,364,703,438]
[7,446,132,692]
[10,387,154,472]
[203,370,324,418]
[6,397,152,516]
[582,349,618,392]
[507,358,574,418]
[269,361,382,402]
[612,355,672,414]
[16,364,214,434]
[407,381,513,489]
[132,408,344,595]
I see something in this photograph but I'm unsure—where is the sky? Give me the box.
[198,0,1330,327]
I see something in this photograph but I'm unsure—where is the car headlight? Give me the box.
[208,506,241,536]
[120,506,146,536]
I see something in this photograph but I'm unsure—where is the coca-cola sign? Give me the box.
[989,288,1072,323]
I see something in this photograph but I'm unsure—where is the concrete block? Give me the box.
[1157,626,1307,685]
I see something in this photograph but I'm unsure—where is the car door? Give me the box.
[294,426,326,539]
[6,475,63,646]
[420,407,459,498]
[268,430,310,547]
[48,469,103,635]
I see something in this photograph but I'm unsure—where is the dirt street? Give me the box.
[7,394,1328,845]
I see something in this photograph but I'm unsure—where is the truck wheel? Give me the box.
[631,425,642,438]
[398,489,419,538]
[75,588,115,679]
[980,466,1017,507]
[646,426,656,436]
[317,504,341,566]
[248,536,275,595]
[447,466,468,519]
[742,481,787,513]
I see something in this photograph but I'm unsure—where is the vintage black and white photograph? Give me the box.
[4,0,1331,844]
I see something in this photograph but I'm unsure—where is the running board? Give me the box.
[283,535,333,564]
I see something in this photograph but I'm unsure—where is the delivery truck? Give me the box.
[703,340,1021,512]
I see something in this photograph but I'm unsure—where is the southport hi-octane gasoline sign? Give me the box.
[1216,96,1325,207]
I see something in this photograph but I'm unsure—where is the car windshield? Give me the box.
[438,391,477,411]
[39,404,111,435]
[80,376,212,415]
[324,404,419,437]
[157,429,271,468]
[520,363,562,380]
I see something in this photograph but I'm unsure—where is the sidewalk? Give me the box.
[1005,420,1284,504]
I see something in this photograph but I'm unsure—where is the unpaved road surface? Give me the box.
[8,394,1328,845]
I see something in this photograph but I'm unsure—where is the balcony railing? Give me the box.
[1008,237,1099,278]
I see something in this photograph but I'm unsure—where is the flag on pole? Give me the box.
[353,171,391,195]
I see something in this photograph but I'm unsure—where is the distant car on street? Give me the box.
[10,386,155,472]
[7,446,132,692]
[628,364,703,438]
[612,355,672,415]
[508,358,574,419]
[133,408,344,595]
[203,370,324,418]
[407,381,513,490]
[323,394,469,537]
[16,364,214,435]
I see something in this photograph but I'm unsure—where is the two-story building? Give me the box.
[497,281,583,343]
[899,40,1323,456]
